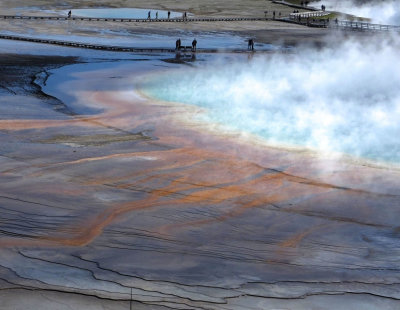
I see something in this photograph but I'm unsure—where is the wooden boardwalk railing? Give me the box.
[3,13,399,33]
[0,34,293,54]
[287,13,400,32]
[289,11,330,19]
[0,15,269,23]
[332,20,400,32]
[0,33,180,52]
[1,13,399,51]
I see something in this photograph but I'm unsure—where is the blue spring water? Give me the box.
[141,47,400,164]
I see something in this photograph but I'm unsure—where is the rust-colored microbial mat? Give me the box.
[1,60,400,309]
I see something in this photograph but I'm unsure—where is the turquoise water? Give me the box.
[141,47,400,164]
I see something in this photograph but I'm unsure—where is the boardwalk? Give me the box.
[2,13,399,32]
[287,13,400,32]
[0,34,291,54]
[0,14,269,23]
[289,11,330,19]
[1,13,399,53]
[331,20,400,32]
[0,34,197,53]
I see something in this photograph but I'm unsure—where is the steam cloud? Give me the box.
[321,0,400,25]
[142,36,400,164]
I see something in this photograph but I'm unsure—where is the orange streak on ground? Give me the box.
[279,225,326,248]
[1,67,384,251]
[38,148,199,169]
[0,196,174,248]
[16,149,338,247]
[0,122,354,249]
[157,187,327,235]
[0,117,102,131]
[39,196,162,246]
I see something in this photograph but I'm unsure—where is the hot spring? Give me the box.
[141,38,400,165]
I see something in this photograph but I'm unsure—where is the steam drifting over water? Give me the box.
[321,0,400,25]
[142,37,400,164]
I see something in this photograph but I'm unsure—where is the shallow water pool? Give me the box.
[63,8,184,19]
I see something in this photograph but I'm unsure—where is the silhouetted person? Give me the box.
[192,38,197,51]
[176,38,181,50]
[273,11,276,19]
[156,12,158,19]
[68,10,71,18]
[168,11,171,19]
[148,11,151,19]
[184,11,187,20]
[248,39,254,51]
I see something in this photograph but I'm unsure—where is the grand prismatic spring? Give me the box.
[0,0,400,309]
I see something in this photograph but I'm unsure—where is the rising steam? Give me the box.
[321,0,400,25]
[142,36,400,164]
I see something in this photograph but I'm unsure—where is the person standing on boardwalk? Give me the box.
[248,39,254,51]
[168,11,171,19]
[192,39,197,52]
[148,11,151,19]
[67,10,71,18]
[156,12,158,19]
[176,38,181,50]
